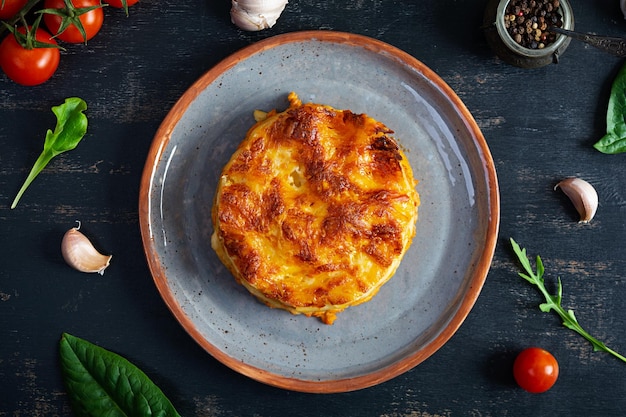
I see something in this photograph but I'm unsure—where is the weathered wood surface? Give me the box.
[2,0,626,415]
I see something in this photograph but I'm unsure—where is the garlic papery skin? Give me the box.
[61,223,112,275]
[230,0,288,31]
[554,177,598,223]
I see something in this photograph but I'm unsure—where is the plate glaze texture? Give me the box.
[139,31,500,393]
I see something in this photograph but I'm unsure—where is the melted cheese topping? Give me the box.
[211,92,419,324]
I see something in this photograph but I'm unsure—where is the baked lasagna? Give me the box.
[211,92,419,324]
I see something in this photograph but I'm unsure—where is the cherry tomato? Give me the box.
[43,0,104,43]
[0,0,28,19]
[0,27,60,86]
[104,0,138,7]
[513,347,559,393]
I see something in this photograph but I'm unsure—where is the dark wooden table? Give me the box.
[2,0,626,415]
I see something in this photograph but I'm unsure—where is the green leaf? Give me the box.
[59,333,182,417]
[539,302,552,313]
[594,62,626,154]
[11,97,88,209]
[510,238,626,363]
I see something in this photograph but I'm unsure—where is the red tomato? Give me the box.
[0,27,60,86]
[513,347,559,393]
[104,0,138,7]
[43,0,104,43]
[0,0,28,19]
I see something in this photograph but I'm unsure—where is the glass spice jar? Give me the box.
[483,0,574,68]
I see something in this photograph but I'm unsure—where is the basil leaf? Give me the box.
[11,97,88,208]
[59,333,182,417]
[594,63,626,154]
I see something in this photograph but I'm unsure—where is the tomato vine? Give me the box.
[0,0,137,85]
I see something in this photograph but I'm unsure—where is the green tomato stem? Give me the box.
[0,0,43,37]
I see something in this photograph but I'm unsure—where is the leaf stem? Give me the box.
[10,149,53,209]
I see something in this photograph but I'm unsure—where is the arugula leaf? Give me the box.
[594,62,626,154]
[11,97,88,209]
[59,333,182,417]
[510,238,626,363]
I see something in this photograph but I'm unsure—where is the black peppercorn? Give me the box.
[504,0,563,49]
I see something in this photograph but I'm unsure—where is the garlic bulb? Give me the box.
[61,222,112,275]
[230,0,288,31]
[554,177,598,223]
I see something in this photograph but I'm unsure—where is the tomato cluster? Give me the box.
[0,0,138,86]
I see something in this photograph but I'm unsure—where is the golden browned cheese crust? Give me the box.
[211,92,419,324]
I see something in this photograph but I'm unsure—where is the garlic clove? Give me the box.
[61,222,112,275]
[230,0,288,31]
[554,177,598,223]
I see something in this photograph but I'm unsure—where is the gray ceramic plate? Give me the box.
[139,31,499,393]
